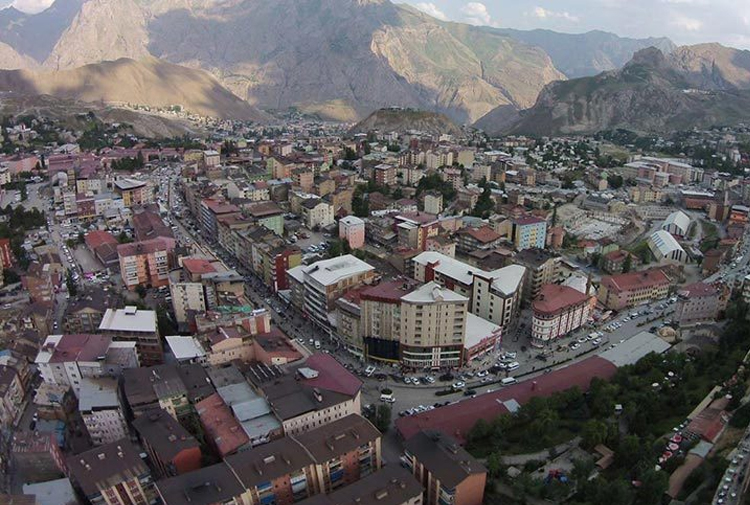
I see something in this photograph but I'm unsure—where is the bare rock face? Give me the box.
[44,0,150,69]
[349,108,462,136]
[484,47,750,136]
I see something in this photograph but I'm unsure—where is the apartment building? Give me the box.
[598,268,671,310]
[339,215,365,249]
[118,237,176,290]
[67,440,157,505]
[296,414,382,493]
[258,353,362,437]
[395,213,441,251]
[113,178,152,207]
[455,226,503,254]
[35,334,139,397]
[132,408,201,477]
[79,378,129,446]
[297,466,423,505]
[201,199,241,243]
[513,248,561,301]
[288,255,376,329]
[404,431,486,505]
[674,282,724,326]
[156,462,251,505]
[412,251,524,329]
[98,306,163,366]
[246,201,285,236]
[423,191,443,215]
[226,437,318,505]
[0,365,23,430]
[511,215,547,251]
[196,393,251,457]
[531,284,591,347]
[301,198,335,229]
[400,282,468,369]
[168,269,206,327]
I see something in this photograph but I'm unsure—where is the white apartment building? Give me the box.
[412,251,525,329]
[79,378,129,446]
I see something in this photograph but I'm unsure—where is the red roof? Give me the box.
[459,226,501,244]
[117,237,175,257]
[182,258,217,276]
[396,356,617,443]
[600,268,670,294]
[532,284,589,316]
[514,215,546,226]
[47,334,111,363]
[85,230,117,250]
[302,354,362,397]
[360,280,418,304]
[678,282,718,299]
[196,393,249,457]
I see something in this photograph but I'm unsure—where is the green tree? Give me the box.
[581,419,608,449]
[3,269,19,284]
[135,284,147,299]
[623,254,633,273]
[117,231,132,244]
[66,270,78,296]
[471,184,494,218]
[607,174,624,189]
[636,469,668,504]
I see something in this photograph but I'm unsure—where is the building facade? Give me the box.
[531,285,591,347]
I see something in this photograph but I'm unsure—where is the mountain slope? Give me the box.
[667,43,750,90]
[491,28,676,78]
[0,0,82,63]
[349,108,462,136]
[490,47,750,136]
[24,0,565,123]
[0,57,268,121]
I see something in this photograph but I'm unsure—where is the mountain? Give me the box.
[0,0,565,123]
[486,46,750,136]
[0,57,268,121]
[491,28,676,78]
[0,0,82,62]
[349,108,462,136]
[667,43,750,90]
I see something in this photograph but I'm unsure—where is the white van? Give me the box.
[314,340,321,350]
[501,377,517,386]
[506,362,520,371]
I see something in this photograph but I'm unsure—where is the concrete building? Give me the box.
[156,462,250,505]
[295,414,382,494]
[296,466,423,505]
[196,393,251,457]
[455,226,503,254]
[301,198,335,229]
[674,282,724,326]
[404,431,487,505]
[598,268,671,310]
[35,334,139,397]
[423,191,443,215]
[531,284,591,347]
[67,440,157,505]
[11,431,66,484]
[648,230,687,264]
[98,306,162,366]
[132,408,202,477]
[201,199,241,243]
[288,255,376,329]
[513,248,561,301]
[339,215,365,249]
[511,215,546,251]
[258,353,362,437]
[79,378,129,446]
[412,251,524,329]
[113,178,152,207]
[168,269,206,327]
[118,237,176,290]
[247,201,285,236]
[400,282,468,369]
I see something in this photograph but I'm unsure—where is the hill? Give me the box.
[0,57,268,121]
[349,108,462,136]
[490,28,675,78]
[480,46,750,136]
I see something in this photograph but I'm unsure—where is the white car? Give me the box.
[364,365,376,377]
[452,381,466,389]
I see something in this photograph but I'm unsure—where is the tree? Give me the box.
[581,419,608,449]
[607,174,624,189]
[365,404,391,433]
[3,268,19,284]
[66,270,77,296]
[156,305,177,336]
[135,284,147,299]
[117,231,132,244]
[471,184,494,218]
[623,254,633,273]
[636,469,668,504]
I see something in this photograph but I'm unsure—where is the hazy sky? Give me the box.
[5,0,750,50]
[402,0,750,49]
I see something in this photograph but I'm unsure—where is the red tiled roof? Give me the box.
[182,258,217,276]
[196,393,249,457]
[85,230,117,250]
[514,215,546,226]
[459,226,501,244]
[600,268,670,294]
[117,237,175,257]
[359,280,418,304]
[396,356,617,443]
[532,284,589,316]
[302,353,362,397]
[47,334,111,363]
[679,282,718,299]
